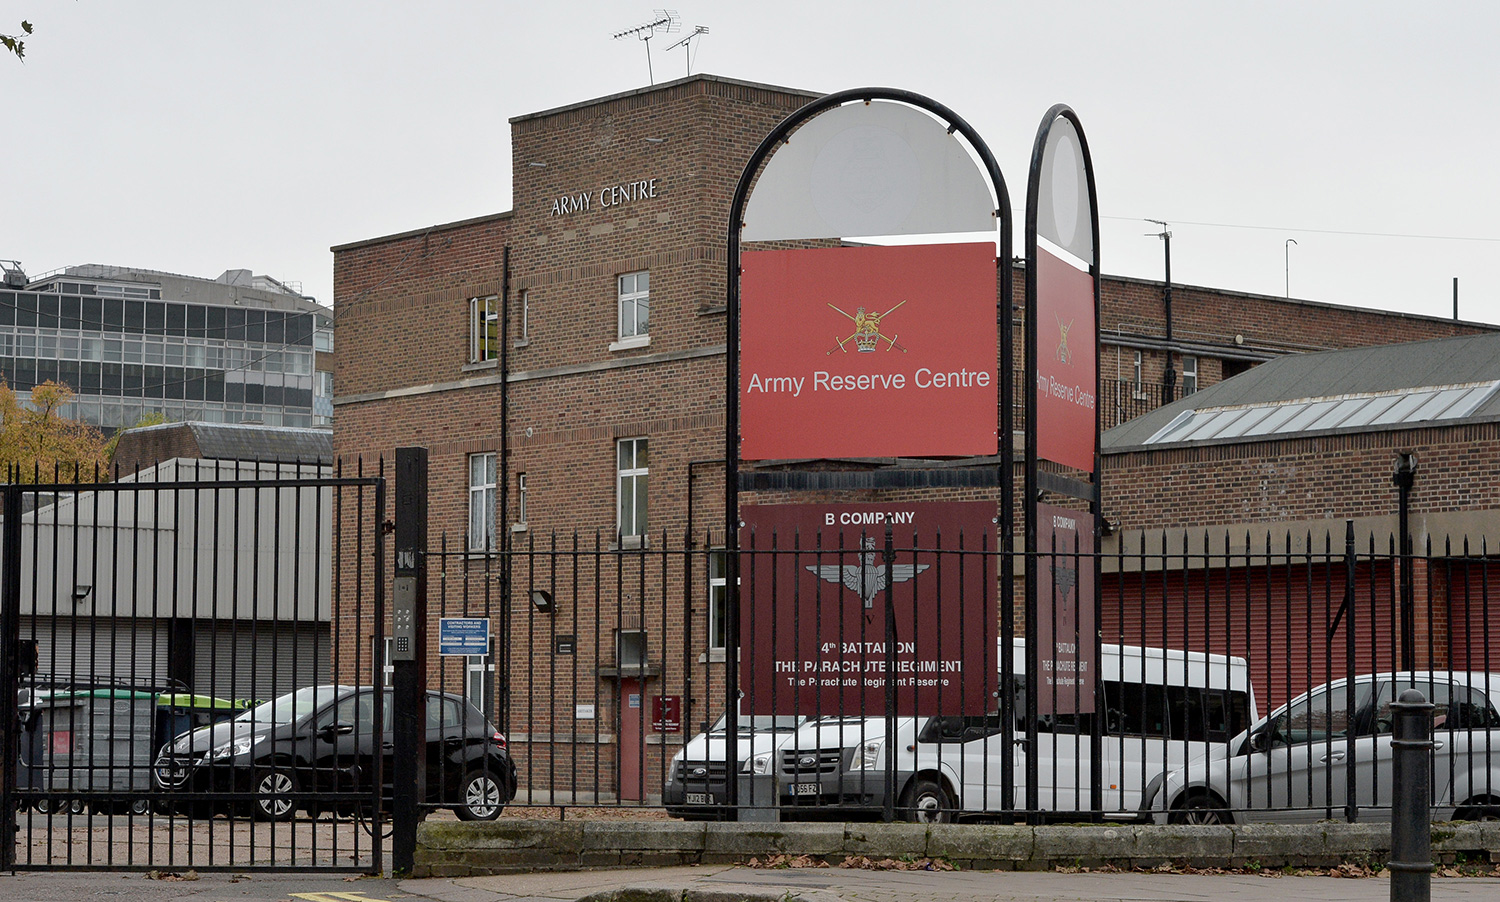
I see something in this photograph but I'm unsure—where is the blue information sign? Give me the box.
[438,617,490,656]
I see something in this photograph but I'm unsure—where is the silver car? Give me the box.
[1148,671,1500,824]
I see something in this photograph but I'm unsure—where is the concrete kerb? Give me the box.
[577,891,791,902]
[1033,824,1138,868]
[579,821,711,869]
[1229,823,1318,867]
[419,820,585,876]
[583,820,710,852]
[412,819,1500,877]
[1433,821,1500,863]
[1321,822,1392,865]
[925,824,1032,867]
[1132,824,1233,867]
[840,822,930,858]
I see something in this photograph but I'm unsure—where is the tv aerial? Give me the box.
[665,25,710,77]
[612,10,680,85]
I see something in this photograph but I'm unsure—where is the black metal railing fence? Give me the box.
[8,470,1500,861]
[0,462,386,871]
[437,525,1500,826]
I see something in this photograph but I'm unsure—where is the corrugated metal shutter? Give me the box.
[21,615,170,688]
[1439,558,1500,674]
[192,620,331,701]
[1102,561,1396,713]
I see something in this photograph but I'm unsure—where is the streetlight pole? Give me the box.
[1285,238,1298,298]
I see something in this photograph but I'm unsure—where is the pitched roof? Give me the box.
[1104,333,1500,451]
[115,421,332,466]
[183,422,333,464]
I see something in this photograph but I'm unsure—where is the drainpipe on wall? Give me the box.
[1147,221,1175,403]
[684,457,725,743]
[498,246,511,729]
[1393,452,1418,672]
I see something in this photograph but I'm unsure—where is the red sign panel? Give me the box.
[740,243,998,460]
[1036,503,1095,715]
[652,695,682,733]
[739,502,996,716]
[1035,247,1097,472]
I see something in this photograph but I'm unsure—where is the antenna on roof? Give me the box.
[665,25,709,77]
[612,10,680,85]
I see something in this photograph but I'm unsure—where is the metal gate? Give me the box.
[0,460,387,871]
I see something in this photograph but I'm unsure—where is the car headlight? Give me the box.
[210,735,263,760]
[851,739,884,770]
[750,752,773,775]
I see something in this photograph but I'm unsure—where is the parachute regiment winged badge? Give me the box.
[805,537,930,608]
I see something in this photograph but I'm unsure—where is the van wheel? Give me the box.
[900,778,954,824]
[1170,792,1231,825]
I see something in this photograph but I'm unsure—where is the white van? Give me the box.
[757,639,1257,822]
[663,713,805,819]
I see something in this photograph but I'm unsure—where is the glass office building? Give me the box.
[0,264,333,430]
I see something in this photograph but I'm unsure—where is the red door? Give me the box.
[618,679,643,801]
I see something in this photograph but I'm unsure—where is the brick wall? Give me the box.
[110,424,203,475]
[1103,421,1500,532]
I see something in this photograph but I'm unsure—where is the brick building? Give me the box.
[1101,332,1500,710]
[331,75,1497,802]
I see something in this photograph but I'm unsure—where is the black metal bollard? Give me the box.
[1389,688,1434,902]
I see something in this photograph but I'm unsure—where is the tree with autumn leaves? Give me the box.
[0,380,110,482]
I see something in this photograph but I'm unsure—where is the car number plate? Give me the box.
[685,792,713,805]
[793,782,821,796]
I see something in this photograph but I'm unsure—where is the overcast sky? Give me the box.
[3,2,1498,328]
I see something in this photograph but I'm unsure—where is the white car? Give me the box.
[1147,671,1500,824]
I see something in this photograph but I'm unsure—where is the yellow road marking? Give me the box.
[290,893,390,902]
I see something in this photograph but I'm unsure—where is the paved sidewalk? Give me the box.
[7,866,1500,902]
[405,865,1500,902]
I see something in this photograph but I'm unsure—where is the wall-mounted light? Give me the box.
[643,137,666,144]
[72,584,93,604]
[527,161,548,168]
[530,590,554,614]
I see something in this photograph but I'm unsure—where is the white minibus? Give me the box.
[760,639,1257,822]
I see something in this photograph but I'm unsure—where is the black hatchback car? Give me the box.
[152,685,517,821]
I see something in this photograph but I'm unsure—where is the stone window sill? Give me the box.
[609,335,651,352]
